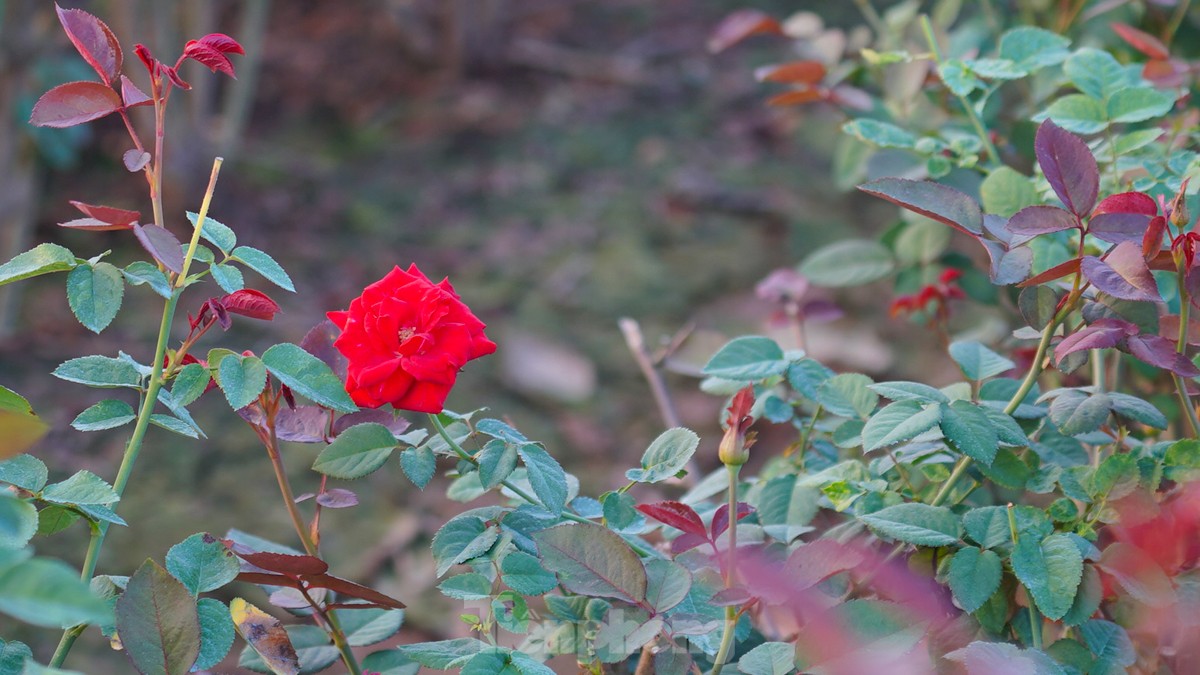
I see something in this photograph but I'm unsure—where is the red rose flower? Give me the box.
[327,264,496,413]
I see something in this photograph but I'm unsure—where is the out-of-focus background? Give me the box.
[1,0,912,668]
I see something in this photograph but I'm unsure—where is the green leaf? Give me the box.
[533,522,648,603]
[861,400,942,451]
[894,219,952,266]
[940,400,999,466]
[399,446,436,489]
[1064,48,1132,100]
[337,608,404,647]
[981,167,1039,218]
[439,573,492,600]
[36,505,80,536]
[1079,620,1136,671]
[0,556,110,628]
[998,26,1070,71]
[948,547,1002,613]
[215,354,267,411]
[945,641,1066,674]
[737,641,795,675]
[858,502,961,546]
[601,490,642,532]
[0,639,32,674]
[0,494,36,551]
[52,355,142,389]
[501,551,559,596]
[0,455,48,492]
[42,470,118,506]
[194,598,236,671]
[1107,87,1175,124]
[239,625,337,674]
[491,590,530,633]
[1049,390,1111,436]
[232,246,295,292]
[186,212,237,254]
[149,414,201,439]
[701,337,787,381]
[122,261,172,298]
[798,239,895,288]
[1038,94,1108,134]
[312,423,397,479]
[476,440,518,490]
[868,381,948,403]
[753,475,819,542]
[209,263,244,293]
[393,639,487,669]
[261,343,356,413]
[71,399,135,432]
[643,558,691,614]
[938,59,982,97]
[815,373,878,419]
[431,515,500,576]
[1011,533,1084,620]
[1063,564,1103,627]
[1107,392,1168,429]
[66,262,124,333]
[361,650,420,675]
[626,427,699,483]
[517,444,568,515]
[165,533,239,596]
[966,57,1026,79]
[171,363,211,409]
[0,388,48,462]
[949,341,1015,381]
[0,243,77,287]
[842,119,916,149]
[114,559,201,675]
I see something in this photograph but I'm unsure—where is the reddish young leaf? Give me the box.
[316,488,358,509]
[70,200,139,226]
[234,550,329,576]
[1017,257,1082,288]
[754,61,826,85]
[1143,59,1188,88]
[1081,242,1160,302]
[197,33,245,55]
[1110,22,1170,60]
[1007,205,1077,243]
[636,501,708,539]
[59,218,132,232]
[29,81,122,128]
[300,573,406,609]
[858,178,984,237]
[183,40,236,78]
[1126,334,1200,377]
[1147,249,1176,271]
[1088,212,1152,245]
[766,88,826,106]
[1096,191,1158,216]
[1035,120,1099,218]
[1055,320,1133,363]
[710,502,754,540]
[132,223,185,273]
[221,289,280,321]
[670,533,709,555]
[708,9,784,53]
[134,44,156,73]
[1142,215,1167,260]
[235,571,298,587]
[55,4,122,85]
[162,65,191,90]
[120,75,152,108]
[123,149,151,172]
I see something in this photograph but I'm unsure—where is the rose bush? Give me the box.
[327,263,496,413]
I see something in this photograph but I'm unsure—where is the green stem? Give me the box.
[919,15,1001,170]
[1166,0,1193,46]
[177,158,223,285]
[710,464,742,675]
[1174,255,1200,437]
[426,414,653,555]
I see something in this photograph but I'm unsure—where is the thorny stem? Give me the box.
[710,464,742,675]
[427,414,654,557]
[919,15,1001,170]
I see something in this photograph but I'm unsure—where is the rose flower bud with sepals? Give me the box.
[718,385,757,466]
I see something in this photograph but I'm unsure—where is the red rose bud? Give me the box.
[327,264,496,413]
[719,386,756,466]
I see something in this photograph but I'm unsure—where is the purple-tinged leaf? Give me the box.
[1055,320,1133,362]
[1035,119,1099,217]
[1089,212,1152,244]
[300,319,348,382]
[709,587,753,606]
[59,218,132,232]
[982,214,1015,245]
[70,200,139,226]
[1145,216,1168,259]
[123,149,151,172]
[670,533,709,554]
[316,488,358,509]
[858,178,983,236]
[55,4,122,85]
[1018,258,1081,288]
[1081,242,1160,302]
[132,224,184,273]
[29,81,122,128]
[636,501,708,539]
[711,502,754,540]
[1096,191,1158,216]
[1161,315,1200,346]
[120,75,152,108]
[981,242,1033,285]
[272,406,330,443]
[1126,333,1200,376]
[1007,205,1077,244]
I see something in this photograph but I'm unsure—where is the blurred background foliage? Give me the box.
[5,0,1200,670]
